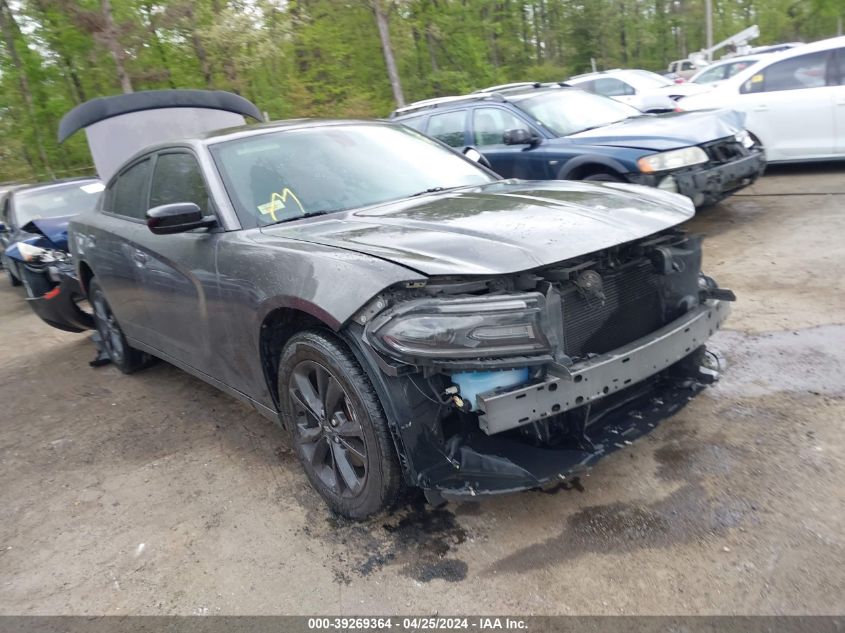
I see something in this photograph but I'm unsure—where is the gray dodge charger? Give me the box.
[60,91,734,518]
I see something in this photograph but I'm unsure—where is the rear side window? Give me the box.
[105,159,151,220]
[426,110,467,147]
[473,108,530,146]
[398,115,426,132]
[693,64,727,84]
[149,153,209,213]
[593,77,635,97]
[742,50,830,93]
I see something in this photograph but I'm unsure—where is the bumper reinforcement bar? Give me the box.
[476,300,730,435]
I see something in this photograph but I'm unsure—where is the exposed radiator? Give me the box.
[561,260,665,358]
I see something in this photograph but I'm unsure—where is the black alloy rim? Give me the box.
[92,292,125,363]
[288,360,368,497]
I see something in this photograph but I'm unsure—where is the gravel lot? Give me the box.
[1,165,843,615]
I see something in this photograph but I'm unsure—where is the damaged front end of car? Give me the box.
[346,228,734,501]
[6,217,94,333]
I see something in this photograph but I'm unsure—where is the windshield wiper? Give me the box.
[409,185,464,197]
[267,210,334,226]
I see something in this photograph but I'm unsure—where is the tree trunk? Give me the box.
[143,1,175,88]
[0,0,54,178]
[373,0,404,107]
[31,0,87,103]
[186,4,213,87]
[100,0,133,93]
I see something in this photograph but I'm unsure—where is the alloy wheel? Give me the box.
[92,293,125,364]
[288,360,368,497]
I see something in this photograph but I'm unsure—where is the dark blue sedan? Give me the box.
[1,178,103,286]
[390,83,765,206]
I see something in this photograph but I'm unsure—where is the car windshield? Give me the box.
[211,123,496,226]
[627,70,674,88]
[516,90,641,137]
[14,181,103,226]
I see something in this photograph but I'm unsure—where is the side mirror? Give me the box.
[503,128,538,146]
[146,202,215,235]
[462,146,492,169]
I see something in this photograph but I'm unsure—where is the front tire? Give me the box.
[89,277,153,374]
[279,330,402,519]
[582,172,623,183]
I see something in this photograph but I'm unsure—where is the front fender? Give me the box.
[556,154,634,179]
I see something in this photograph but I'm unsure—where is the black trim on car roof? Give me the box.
[57,89,263,143]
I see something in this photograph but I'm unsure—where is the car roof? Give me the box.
[391,83,571,118]
[567,68,672,84]
[13,177,100,195]
[109,118,416,175]
[707,55,760,66]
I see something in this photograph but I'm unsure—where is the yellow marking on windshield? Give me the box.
[257,188,305,222]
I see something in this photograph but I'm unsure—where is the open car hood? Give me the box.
[259,180,695,276]
[20,216,73,251]
[567,108,745,151]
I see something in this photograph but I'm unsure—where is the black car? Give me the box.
[61,91,734,519]
[0,178,103,287]
[390,83,766,207]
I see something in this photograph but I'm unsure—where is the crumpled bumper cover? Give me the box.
[23,265,94,333]
[631,150,766,206]
[422,362,711,498]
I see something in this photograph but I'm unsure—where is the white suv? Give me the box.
[567,69,708,112]
[680,36,845,162]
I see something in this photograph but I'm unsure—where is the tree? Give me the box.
[373,0,405,107]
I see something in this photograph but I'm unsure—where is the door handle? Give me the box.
[132,250,148,266]
[752,104,768,112]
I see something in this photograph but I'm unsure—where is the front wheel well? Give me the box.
[563,162,624,180]
[259,307,333,417]
[78,261,94,296]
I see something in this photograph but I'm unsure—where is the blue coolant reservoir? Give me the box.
[451,368,530,411]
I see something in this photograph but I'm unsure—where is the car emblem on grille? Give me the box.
[574,270,606,305]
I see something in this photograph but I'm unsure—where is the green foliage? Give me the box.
[0,0,841,182]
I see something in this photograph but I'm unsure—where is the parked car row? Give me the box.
[679,35,845,163]
[567,35,845,164]
[391,82,765,207]
[0,89,741,521]
[565,69,708,112]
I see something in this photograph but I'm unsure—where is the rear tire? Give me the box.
[89,277,153,374]
[278,330,402,520]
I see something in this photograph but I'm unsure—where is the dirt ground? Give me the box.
[1,164,844,616]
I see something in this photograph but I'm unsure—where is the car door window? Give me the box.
[681,61,694,72]
[694,64,727,83]
[105,159,151,220]
[398,115,426,132]
[742,50,830,93]
[149,152,209,212]
[593,78,635,97]
[726,60,755,78]
[473,108,530,146]
[832,47,845,85]
[426,110,467,147]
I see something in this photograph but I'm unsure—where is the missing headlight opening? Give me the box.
[358,227,734,499]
